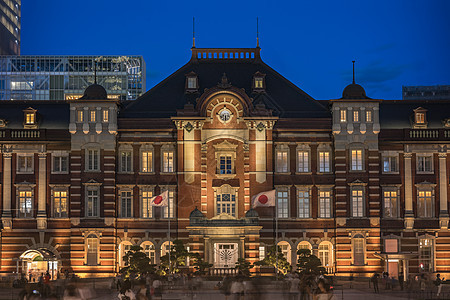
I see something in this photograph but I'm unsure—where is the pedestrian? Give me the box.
[314,279,336,300]
[371,273,379,293]
[28,271,32,283]
[230,277,244,300]
[398,272,404,291]
[118,280,136,300]
[435,273,444,297]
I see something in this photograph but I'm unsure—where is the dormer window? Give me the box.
[185,71,198,93]
[413,107,427,128]
[23,107,37,128]
[0,119,7,128]
[253,72,266,92]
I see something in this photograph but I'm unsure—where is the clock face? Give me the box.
[219,109,231,122]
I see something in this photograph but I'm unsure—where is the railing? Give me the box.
[0,129,45,140]
[209,267,238,276]
[405,129,450,140]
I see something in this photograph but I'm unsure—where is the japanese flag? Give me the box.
[150,190,169,207]
[252,190,276,208]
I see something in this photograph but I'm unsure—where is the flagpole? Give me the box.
[275,201,278,280]
[168,192,171,275]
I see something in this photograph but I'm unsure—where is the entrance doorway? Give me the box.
[214,243,238,268]
[19,249,58,282]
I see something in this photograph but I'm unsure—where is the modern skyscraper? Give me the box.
[0,55,146,100]
[403,85,450,100]
[0,0,20,55]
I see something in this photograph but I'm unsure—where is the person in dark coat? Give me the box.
[371,273,379,293]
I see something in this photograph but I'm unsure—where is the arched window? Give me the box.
[297,241,313,262]
[161,241,171,258]
[119,241,133,267]
[215,185,237,216]
[318,241,333,267]
[141,242,155,264]
[278,241,291,264]
[353,234,365,266]
[86,234,98,266]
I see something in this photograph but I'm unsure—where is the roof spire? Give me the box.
[192,17,196,48]
[93,58,98,84]
[256,17,260,48]
[352,60,355,84]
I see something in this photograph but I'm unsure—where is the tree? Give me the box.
[191,253,213,276]
[119,245,156,280]
[254,245,292,276]
[235,258,253,277]
[159,239,191,275]
[296,248,325,275]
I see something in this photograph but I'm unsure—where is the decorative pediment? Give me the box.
[348,179,367,186]
[213,140,238,151]
[211,213,237,220]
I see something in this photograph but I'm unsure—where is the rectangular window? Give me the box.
[162,189,175,218]
[219,155,232,174]
[419,239,433,272]
[120,151,132,172]
[87,149,99,171]
[277,189,289,218]
[351,189,364,217]
[385,239,398,253]
[254,77,264,88]
[90,110,96,122]
[318,151,330,173]
[276,150,289,173]
[120,191,132,218]
[416,113,425,124]
[340,109,346,122]
[53,191,68,218]
[366,110,372,122]
[77,110,83,122]
[259,246,265,260]
[141,190,153,218]
[216,192,236,216]
[383,190,398,218]
[319,191,331,218]
[53,155,68,173]
[297,151,309,172]
[102,110,109,122]
[353,110,359,122]
[418,190,433,218]
[417,156,433,173]
[141,151,153,172]
[187,77,197,89]
[383,156,397,173]
[86,189,99,217]
[351,150,363,171]
[18,155,33,173]
[25,113,35,124]
[354,237,365,265]
[163,151,174,173]
[18,191,33,218]
[298,190,310,218]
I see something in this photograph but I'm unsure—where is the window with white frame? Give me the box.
[52,155,68,173]
[383,156,398,173]
[86,188,99,217]
[102,110,109,122]
[86,149,99,171]
[318,151,330,172]
[162,150,174,173]
[340,109,346,122]
[417,155,433,173]
[419,238,433,272]
[219,155,232,174]
[86,234,98,266]
[353,234,365,266]
[351,149,363,171]
[216,185,237,216]
[366,110,372,122]
[187,77,197,89]
[141,150,153,173]
[17,154,33,173]
[297,189,310,218]
[276,147,289,173]
[277,241,291,264]
[353,110,359,122]
[18,190,33,218]
[161,241,171,257]
[297,150,309,172]
[53,189,68,218]
[276,188,289,218]
[120,191,132,218]
[383,189,398,218]
[351,188,364,217]
[319,190,331,218]
[162,188,175,218]
[120,150,132,173]
[318,242,332,267]
[142,242,156,264]
[259,246,265,260]
[417,188,433,218]
[141,189,153,218]
[119,242,132,267]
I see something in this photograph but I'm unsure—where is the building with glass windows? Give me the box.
[0,55,145,100]
[0,0,20,55]
[0,46,449,279]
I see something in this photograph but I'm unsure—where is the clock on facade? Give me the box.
[219,109,231,122]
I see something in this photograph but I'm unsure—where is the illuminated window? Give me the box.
[276,188,289,218]
[254,77,264,89]
[318,242,332,267]
[277,241,291,264]
[276,148,289,173]
[417,155,433,173]
[297,189,310,218]
[90,110,96,122]
[163,151,174,173]
[417,190,433,218]
[86,149,99,171]
[353,234,365,266]
[142,242,156,264]
[340,109,346,122]
[141,151,153,173]
[102,110,109,122]
[383,156,398,173]
[353,110,359,122]
[366,110,372,122]
[17,155,33,173]
[77,110,83,122]
[162,189,175,218]
[318,151,330,172]
[416,113,425,124]
[351,188,364,217]
[119,242,132,267]
[25,113,35,124]
[120,191,132,218]
[419,238,433,272]
[383,190,398,218]
[53,190,68,218]
[23,107,37,127]
[216,185,237,216]
[86,189,99,217]
[53,155,68,173]
[141,190,153,218]
[351,149,363,171]
[319,191,331,218]
[18,191,33,218]
[259,246,265,260]
[297,151,309,172]
[120,150,132,172]
[86,234,98,266]
[413,107,427,128]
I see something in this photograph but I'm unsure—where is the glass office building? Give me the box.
[0,0,21,55]
[0,55,145,100]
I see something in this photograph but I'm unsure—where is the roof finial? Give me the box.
[93,58,98,84]
[192,17,196,48]
[256,17,260,48]
[352,60,355,84]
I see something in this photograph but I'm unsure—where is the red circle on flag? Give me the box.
[154,196,163,205]
[258,194,268,204]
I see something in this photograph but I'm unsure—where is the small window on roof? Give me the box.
[185,71,198,93]
[23,107,37,128]
[413,107,428,128]
[0,119,7,127]
[253,72,266,92]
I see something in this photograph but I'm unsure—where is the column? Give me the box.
[404,152,414,229]
[347,107,353,134]
[2,150,12,229]
[255,125,266,183]
[439,152,449,229]
[204,236,210,263]
[37,152,47,229]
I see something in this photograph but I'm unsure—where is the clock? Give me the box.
[219,109,231,122]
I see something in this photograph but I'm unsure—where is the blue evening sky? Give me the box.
[21,0,450,100]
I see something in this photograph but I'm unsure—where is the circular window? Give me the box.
[219,109,231,122]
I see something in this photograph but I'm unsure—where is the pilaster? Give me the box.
[439,152,449,229]
[37,151,47,229]
[404,152,414,229]
[2,149,12,229]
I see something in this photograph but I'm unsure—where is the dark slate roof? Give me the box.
[0,101,69,129]
[380,100,450,129]
[121,48,330,119]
